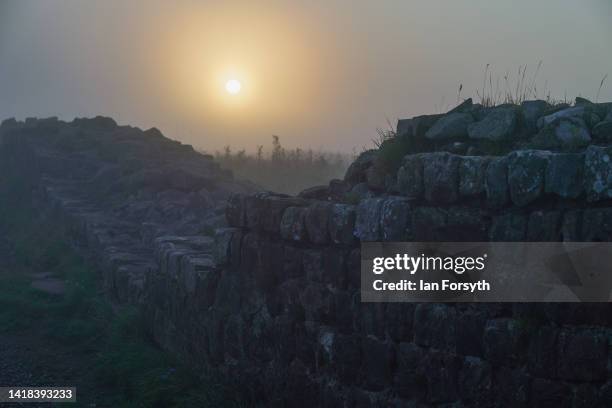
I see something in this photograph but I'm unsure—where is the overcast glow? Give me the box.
[0,0,610,152]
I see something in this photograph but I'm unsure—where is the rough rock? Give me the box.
[507,150,549,206]
[328,204,356,245]
[537,106,585,129]
[344,150,378,184]
[422,152,461,203]
[484,156,509,208]
[396,154,424,199]
[354,198,385,241]
[425,112,474,140]
[521,100,549,132]
[584,145,612,201]
[459,156,490,197]
[544,153,584,198]
[468,106,518,141]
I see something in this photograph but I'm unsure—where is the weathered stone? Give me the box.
[411,113,444,137]
[582,208,612,241]
[423,351,461,404]
[492,367,530,406]
[354,198,384,241]
[593,115,612,142]
[332,334,361,384]
[553,117,591,147]
[526,210,561,241]
[458,357,491,403]
[527,325,559,377]
[537,106,586,129]
[489,213,527,241]
[380,197,411,240]
[280,206,307,241]
[304,202,332,244]
[483,318,527,365]
[213,227,240,265]
[396,154,423,199]
[556,328,607,381]
[365,161,387,191]
[328,204,356,245]
[456,311,486,357]
[344,149,378,184]
[414,304,456,352]
[521,100,549,132]
[485,156,509,208]
[468,106,518,141]
[412,207,447,241]
[425,112,474,140]
[423,152,461,203]
[298,185,329,200]
[544,153,584,198]
[459,156,490,197]
[302,249,324,282]
[584,145,612,201]
[226,193,246,227]
[347,182,375,202]
[395,343,426,400]
[531,378,572,408]
[396,118,413,138]
[361,336,395,391]
[507,150,549,206]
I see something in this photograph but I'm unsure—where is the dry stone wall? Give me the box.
[3,101,612,406]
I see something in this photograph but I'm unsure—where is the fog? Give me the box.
[1,0,611,152]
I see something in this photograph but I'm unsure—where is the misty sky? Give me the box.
[1,0,611,153]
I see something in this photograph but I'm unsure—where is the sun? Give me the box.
[225,79,241,95]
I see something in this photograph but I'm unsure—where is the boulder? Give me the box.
[592,111,612,142]
[544,153,584,198]
[553,117,591,147]
[507,150,549,206]
[422,152,461,203]
[521,100,549,132]
[468,106,517,141]
[412,114,444,137]
[459,156,490,197]
[425,112,474,140]
[537,106,585,129]
[584,145,612,201]
[396,118,413,138]
[344,149,377,184]
[365,161,387,191]
[396,154,423,199]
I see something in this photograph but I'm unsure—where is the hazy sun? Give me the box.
[225,79,241,95]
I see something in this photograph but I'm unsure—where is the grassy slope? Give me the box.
[0,166,243,407]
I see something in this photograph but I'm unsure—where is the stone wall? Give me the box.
[4,103,612,406]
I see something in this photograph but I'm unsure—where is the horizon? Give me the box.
[1,0,611,153]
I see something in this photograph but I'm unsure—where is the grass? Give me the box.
[210,135,352,194]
